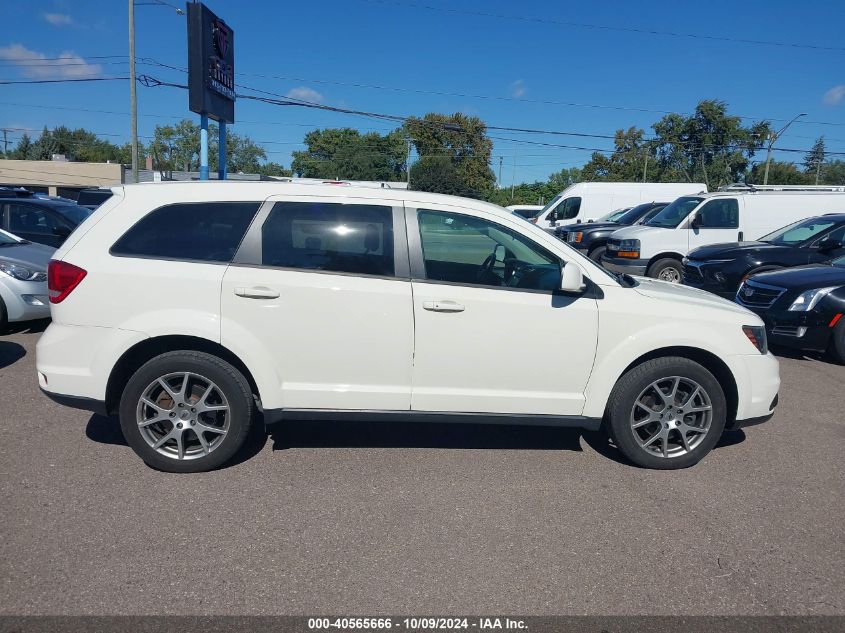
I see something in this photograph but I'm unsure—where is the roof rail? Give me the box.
[720,183,845,192]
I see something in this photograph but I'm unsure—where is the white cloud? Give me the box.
[42,12,73,26]
[285,86,324,103]
[0,43,102,79]
[823,84,845,106]
[510,79,526,98]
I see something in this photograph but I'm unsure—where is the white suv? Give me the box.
[37,182,780,472]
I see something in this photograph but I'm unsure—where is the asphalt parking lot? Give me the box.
[0,323,843,616]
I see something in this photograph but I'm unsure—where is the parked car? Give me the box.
[76,188,114,211]
[556,202,668,262]
[505,204,543,220]
[736,256,845,362]
[38,182,779,472]
[0,196,92,248]
[530,182,706,231]
[0,228,53,332]
[603,190,845,283]
[683,214,845,299]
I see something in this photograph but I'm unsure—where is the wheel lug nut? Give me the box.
[169,412,175,418]
[176,422,183,429]
[190,420,196,426]
[178,403,183,408]
[191,408,196,413]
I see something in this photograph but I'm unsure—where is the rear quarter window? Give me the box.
[110,201,261,263]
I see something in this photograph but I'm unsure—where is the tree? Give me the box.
[9,133,35,160]
[581,127,650,182]
[821,160,845,185]
[748,160,809,185]
[404,112,496,198]
[409,155,474,197]
[256,161,292,178]
[291,128,406,181]
[804,137,826,184]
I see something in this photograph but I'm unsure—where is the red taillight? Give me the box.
[47,260,87,304]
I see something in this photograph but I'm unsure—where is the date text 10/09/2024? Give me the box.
[307,618,528,630]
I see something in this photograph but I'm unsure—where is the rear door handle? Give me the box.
[234,286,280,299]
[422,300,465,313]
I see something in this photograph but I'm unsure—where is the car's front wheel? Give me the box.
[648,258,683,283]
[588,245,606,262]
[119,351,256,473]
[605,357,727,469]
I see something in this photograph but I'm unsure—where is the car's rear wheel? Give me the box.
[119,351,255,473]
[588,245,606,262]
[648,258,683,283]
[606,357,727,469]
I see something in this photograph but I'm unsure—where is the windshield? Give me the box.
[0,231,19,246]
[646,196,703,228]
[52,204,92,225]
[615,203,660,225]
[533,194,563,219]
[759,217,838,245]
[833,255,845,267]
[598,208,629,222]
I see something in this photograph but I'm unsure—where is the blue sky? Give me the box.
[1,0,843,184]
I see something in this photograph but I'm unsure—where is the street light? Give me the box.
[128,0,185,184]
[762,112,807,185]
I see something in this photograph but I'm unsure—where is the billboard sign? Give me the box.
[187,2,235,123]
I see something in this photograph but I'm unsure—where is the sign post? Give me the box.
[187,2,235,180]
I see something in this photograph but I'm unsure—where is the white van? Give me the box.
[531,182,707,230]
[602,191,845,282]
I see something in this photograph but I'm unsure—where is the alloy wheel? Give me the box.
[658,267,681,283]
[136,372,230,461]
[630,376,712,458]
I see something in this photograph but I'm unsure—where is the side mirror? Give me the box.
[690,215,702,229]
[52,226,71,237]
[817,238,842,252]
[560,264,586,293]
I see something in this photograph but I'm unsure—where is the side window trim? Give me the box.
[232,196,411,280]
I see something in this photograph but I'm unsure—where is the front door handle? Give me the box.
[234,286,280,299]
[422,300,465,313]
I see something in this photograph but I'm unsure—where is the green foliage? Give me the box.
[820,160,845,185]
[748,160,810,185]
[581,100,770,188]
[803,136,826,179]
[291,128,406,181]
[410,156,476,197]
[9,126,138,163]
[256,161,292,177]
[404,112,496,198]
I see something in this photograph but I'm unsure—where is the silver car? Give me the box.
[0,228,53,332]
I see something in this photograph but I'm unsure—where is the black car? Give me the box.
[555,202,668,262]
[684,214,845,299]
[0,195,92,248]
[735,255,845,362]
[76,188,113,210]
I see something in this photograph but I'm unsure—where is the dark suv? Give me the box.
[684,214,845,299]
[556,202,668,262]
[0,194,92,248]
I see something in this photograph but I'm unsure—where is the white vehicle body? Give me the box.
[37,182,779,471]
[532,182,707,230]
[603,191,845,280]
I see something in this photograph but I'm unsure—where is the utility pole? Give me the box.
[815,159,822,185]
[642,150,649,183]
[498,156,503,187]
[128,0,139,183]
[510,146,518,200]
[406,139,412,185]
[1,128,8,157]
[763,112,806,185]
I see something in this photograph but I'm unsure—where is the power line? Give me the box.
[0,77,129,85]
[360,0,845,52]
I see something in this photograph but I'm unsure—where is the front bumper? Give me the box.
[0,277,50,323]
[682,279,737,300]
[727,351,780,427]
[601,254,649,276]
[743,308,834,353]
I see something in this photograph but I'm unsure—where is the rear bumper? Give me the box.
[601,255,649,276]
[40,388,108,416]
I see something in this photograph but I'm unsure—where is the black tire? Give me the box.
[605,357,727,469]
[119,351,256,473]
[830,318,845,365]
[0,296,7,334]
[647,258,683,283]
[587,245,606,262]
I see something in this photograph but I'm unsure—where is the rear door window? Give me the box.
[111,202,261,262]
[7,203,65,236]
[260,201,395,277]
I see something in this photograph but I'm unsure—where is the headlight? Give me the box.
[787,286,839,312]
[742,325,768,354]
[0,260,47,282]
[617,239,640,258]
